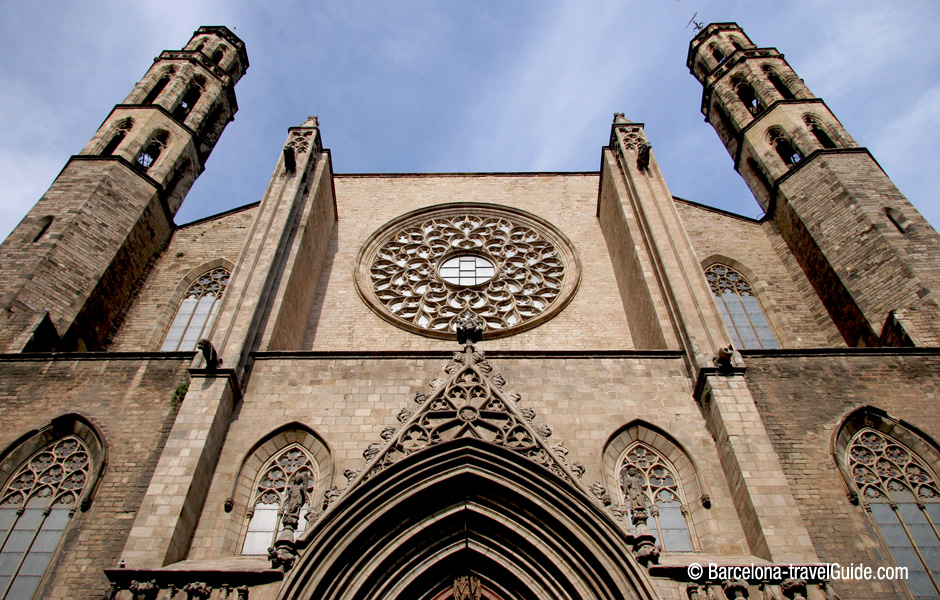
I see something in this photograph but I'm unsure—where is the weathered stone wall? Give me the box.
[776,152,940,346]
[0,355,189,599]
[187,354,750,561]
[745,352,940,599]
[302,174,635,352]
[0,159,169,352]
[675,199,841,347]
[110,205,257,352]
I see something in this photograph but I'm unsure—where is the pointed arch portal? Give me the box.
[278,438,659,600]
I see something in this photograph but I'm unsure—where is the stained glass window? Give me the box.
[0,436,89,599]
[848,428,940,599]
[242,445,317,555]
[705,264,779,350]
[160,268,230,351]
[619,443,694,552]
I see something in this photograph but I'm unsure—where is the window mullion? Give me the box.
[720,294,745,347]
[0,509,20,554]
[0,508,24,600]
[737,292,765,349]
[893,504,940,596]
[921,504,940,547]
[272,507,284,548]
[2,507,49,600]
[681,504,701,552]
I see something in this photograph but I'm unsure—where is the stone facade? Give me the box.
[0,22,938,600]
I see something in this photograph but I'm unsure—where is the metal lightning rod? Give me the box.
[675,0,705,32]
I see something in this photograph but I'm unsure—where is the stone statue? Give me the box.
[622,465,647,510]
[281,472,307,530]
[453,575,482,600]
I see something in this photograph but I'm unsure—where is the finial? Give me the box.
[675,0,705,32]
[301,115,319,128]
[613,112,632,124]
[455,312,484,345]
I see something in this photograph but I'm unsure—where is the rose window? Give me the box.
[356,204,580,339]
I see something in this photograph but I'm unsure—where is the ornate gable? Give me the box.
[361,343,582,484]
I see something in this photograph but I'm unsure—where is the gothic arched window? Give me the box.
[732,77,762,116]
[768,128,802,168]
[709,43,725,64]
[101,118,133,157]
[172,76,205,121]
[160,267,229,351]
[705,264,778,349]
[242,445,317,555]
[0,436,89,599]
[136,131,168,171]
[847,428,940,598]
[142,68,174,105]
[619,443,694,552]
[803,115,837,150]
[762,65,795,100]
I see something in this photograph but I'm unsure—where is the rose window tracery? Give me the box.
[356,204,580,339]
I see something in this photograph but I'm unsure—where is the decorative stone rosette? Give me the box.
[355,203,581,339]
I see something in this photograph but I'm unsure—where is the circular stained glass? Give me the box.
[356,203,581,340]
[439,255,496,286]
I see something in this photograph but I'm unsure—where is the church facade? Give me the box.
[0,22,939,600]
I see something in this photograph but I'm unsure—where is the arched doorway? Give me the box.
[277,438,661,600]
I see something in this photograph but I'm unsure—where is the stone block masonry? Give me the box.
[0,354,190,599]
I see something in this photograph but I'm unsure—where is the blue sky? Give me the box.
[1,0,938,240]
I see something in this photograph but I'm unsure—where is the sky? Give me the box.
[1,1,939,241]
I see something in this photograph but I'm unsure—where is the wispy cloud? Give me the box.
[1,0,938,239]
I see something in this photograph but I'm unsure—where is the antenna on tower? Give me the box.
[675,0,705,32]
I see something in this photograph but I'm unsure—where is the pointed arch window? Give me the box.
[101,118,133,157]
[136,131,168,171]
[160,267,229,351]
[242,445,317,555]
[847,428,940,598]
[709,43,725,64]
[0,436,89,599]
[762,65,795,100]
[712,102,737,138]
[142,68,174,105]
[768,128,802,167]
[619,443,695,552]
[172,76,205,121]
[705,264,778,349]
[732,77,762,116]
[804,115,837,150]
[747,157,773,195]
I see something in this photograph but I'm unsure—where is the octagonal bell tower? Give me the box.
[689,23,940,347]
[0,27,247,352]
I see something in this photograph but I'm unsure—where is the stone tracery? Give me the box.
[357,204,580,339]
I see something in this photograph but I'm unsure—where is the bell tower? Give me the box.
[689,23,940,347]
[0,27,247,352]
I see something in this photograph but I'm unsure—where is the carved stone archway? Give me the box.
[276,438,661,600]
